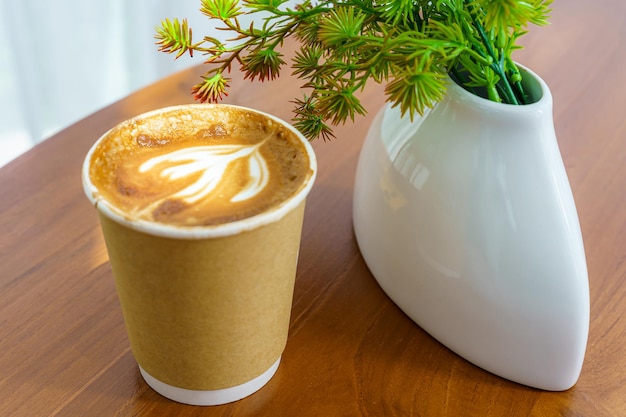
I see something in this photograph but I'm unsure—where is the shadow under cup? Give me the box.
[82,104,317,406]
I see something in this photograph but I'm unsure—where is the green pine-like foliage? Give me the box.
[156,0,552,140]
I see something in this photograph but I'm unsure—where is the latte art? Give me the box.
[86,105,312,227]
[139,142,269,205]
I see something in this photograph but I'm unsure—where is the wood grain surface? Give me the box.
[1,1,625,415]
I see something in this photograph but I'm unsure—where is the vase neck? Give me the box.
[447,64,551,112]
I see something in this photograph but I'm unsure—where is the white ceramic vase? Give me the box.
[353,66,589,391]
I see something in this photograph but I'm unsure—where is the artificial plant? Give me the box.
[156,0,552,139]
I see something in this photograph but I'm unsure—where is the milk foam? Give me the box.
[139,142,269,206]
[86,105,313,228]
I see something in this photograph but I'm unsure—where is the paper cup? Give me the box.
[82,104,316,405]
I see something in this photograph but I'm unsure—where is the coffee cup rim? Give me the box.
[82,104,317,239]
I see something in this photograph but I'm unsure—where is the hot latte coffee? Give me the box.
[87,105,312,227]
[83,104,316,404]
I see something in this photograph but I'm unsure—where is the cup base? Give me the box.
[139,357,281,406]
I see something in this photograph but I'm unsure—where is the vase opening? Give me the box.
[449,64,544,105]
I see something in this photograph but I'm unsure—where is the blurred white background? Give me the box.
[0,0,210,167]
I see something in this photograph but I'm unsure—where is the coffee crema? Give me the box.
[88,105,312,227]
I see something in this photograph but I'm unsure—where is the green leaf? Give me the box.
[241,47,285,81]
[318,7,365,48]
[200,0,242,20]
[292,96,335,141]
[385,71,446,118]
[192,72,231,102]
[155,18,195,59]
[292,44,324,79]
[479,0,553,33]
[244,0,290,11]
[316,84,367,125]
[377,0,424,26]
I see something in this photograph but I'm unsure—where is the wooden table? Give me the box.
[2,1,625,415]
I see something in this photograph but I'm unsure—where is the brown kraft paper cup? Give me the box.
[82,104,317,405]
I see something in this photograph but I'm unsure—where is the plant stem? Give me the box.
[464,1,520,105]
